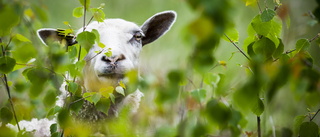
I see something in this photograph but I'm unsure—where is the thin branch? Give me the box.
[310,109,320,121]
[308,33,320,43]
[86,16,94,27]
[2,75,21,131]
[67,95,92,110]
[224,33,251,61]
[0,38,21,131]
[257,116,261,137]
[82,0,87,32]
[257,0,262,13]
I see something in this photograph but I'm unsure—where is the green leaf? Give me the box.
[78,0,91,9]
[203,72,220,87]
[12,43,36,64]
[206,99,231,126]
[299,121,319,137]
[0,107,13,124]
[273,39,284,59]
[14,34,31,42]
[57,108,71,128]
[91,8,105,22]
[296,38,311,52]
[99,86,114,98]
[251,15,282,37]
[47,106,62,118]
[119,81,126,89]
[190,89,206,103]
[109,93,115,104]
[69,96,84,112]
[50,123,58,134]
[104,50,112,57]
[0,57,16,74]
[43,90,57,107]
[83,92,101,105]
[0,6,20,36]
[293,115,307,134]
[98,43,105,48]
[96,98,111,115]
[73,6,84,18]
[76,31,96,52]
[261,9,276,22]
[91,29,100,43]
[251,98,264,116]
[68,82,79,94]
[115,86,125,96]
[222,28,239,42]
[252,37,276,60]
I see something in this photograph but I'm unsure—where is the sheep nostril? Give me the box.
[101,54,126,63]
[116,54,126,61]
[101,56,112,63]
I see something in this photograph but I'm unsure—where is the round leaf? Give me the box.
[296,38,311,52]
[253,37,276,60]
[0,107,13,124]
[206,99,231,126]
[76,31,96,52]
[0,6,20,36]
[299,121,319,137]
[251,98,264,116]
[261,9,276,22]
[73,6,84,18]
[0,57,16,74]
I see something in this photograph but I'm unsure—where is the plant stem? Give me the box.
[224,33,251,61]
[310,109,320,121]
[0,38,20,131]
[257,116,261,137]
[308,33,320,43]
[2,75,21,131]
[257,0,262,13]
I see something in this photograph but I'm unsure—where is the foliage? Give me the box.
[0,0,320,137]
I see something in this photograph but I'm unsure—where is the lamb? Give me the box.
[7,10,176,136]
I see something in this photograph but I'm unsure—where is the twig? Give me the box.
[310,109,320,121]
[224,33,251,61]
[1,75,21,131]
[257,0,262,13]
[257,116,261,137]
[308,33,320,43]
[67,95,92,110]
[86,16,94,27]
[0,38,21,131]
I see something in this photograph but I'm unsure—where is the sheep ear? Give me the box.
[141,11,176,46]
[37,28,77,46]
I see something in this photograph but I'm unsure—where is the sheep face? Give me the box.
[37,11,176,92]
[82,19,144,92]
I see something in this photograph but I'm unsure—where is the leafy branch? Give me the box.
[0,38,20,131]
[224,33,251,61]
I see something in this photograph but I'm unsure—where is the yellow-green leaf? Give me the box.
[99,86,114,98]
[119,81,126,89]
[73,6,84,18]
[223,28,239,42]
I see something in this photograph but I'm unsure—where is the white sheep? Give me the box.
[6,10,176,136]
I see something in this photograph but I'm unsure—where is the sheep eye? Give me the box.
[133,32,143,41]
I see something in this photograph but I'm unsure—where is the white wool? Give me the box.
[6,118,56,137]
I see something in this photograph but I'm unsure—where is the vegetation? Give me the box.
[0,0,320,136]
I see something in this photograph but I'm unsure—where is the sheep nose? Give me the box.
[101,54,126,64]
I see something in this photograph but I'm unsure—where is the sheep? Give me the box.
[6,10,176,136]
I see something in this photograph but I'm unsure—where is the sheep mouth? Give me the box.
[98,73,125,79]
